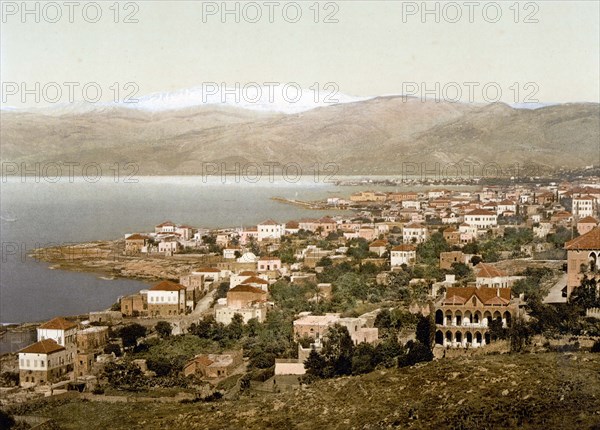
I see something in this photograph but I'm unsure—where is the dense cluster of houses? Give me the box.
[14,180,600,389]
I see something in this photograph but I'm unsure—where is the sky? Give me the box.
[1,0,599,108]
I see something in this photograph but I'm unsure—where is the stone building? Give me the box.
[18,339,72,387]
[75,326,109,377]
[292,313,378,345]
[183,350,243,379]
[439,251,479,270]
[120,292,147,317]
[434,286,518,348]
[124,234,148,254]
[565,227,600,296]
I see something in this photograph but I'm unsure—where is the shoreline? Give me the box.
[28,239,220,283]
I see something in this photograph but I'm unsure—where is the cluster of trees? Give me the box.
[117,323,147,348]
[303,315,435,382]
[189,314,245,346]
[521,276,600,339]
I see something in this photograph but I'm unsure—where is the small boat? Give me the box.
[99,276,115,281]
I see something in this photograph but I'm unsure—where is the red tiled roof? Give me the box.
[150,280,186,291]
[19,339,65,354]
[259,219,280,226]
[444,286,511,305]
[156,221,175,227]
[498,200,515,205]
[369,240,387,247]
[39,317,77,331]
[475,263,508,278]
[243,276,269,284]
[229,285,267,295]
[466,209,496,216]
[565,227,600,250]
[392,244,416,251]
[404,222,425,228]
[126,234,148,241]
[578,216,598,224]
[238,271,258,276]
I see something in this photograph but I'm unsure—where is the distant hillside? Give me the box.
[1,98,598,175]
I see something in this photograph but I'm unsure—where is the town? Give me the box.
[2,178,600,426]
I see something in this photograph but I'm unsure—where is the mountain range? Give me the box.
[1,95,598,176]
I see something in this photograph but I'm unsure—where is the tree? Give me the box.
[451,262,473,280]
[146,356,172,377]
[245,317,261,337]
[374,309,393,330]
[417,232,450,265]
[249,351,276,369]
[303,349,327,380]
[215,282,230,300]
[509,317,533,352]
[415,314,435,350]
[103,343,122,357]
[399,340,433,367]
[570,276,600,312]
[351,342,378,375]
[155,321,172,338]
[0,410,15,430]
[118,323,147,348]
[103,361,146,391]
[376,333,404,368]
[228,313,244,340]
[248,236,260,256]
[489,319,507,340]
[321,324,355,377]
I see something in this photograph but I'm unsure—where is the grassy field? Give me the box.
[9,351,600,430]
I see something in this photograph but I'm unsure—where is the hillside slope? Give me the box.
[12,352,600,430]
[1,99,598,175]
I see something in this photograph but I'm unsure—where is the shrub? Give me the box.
[591,340,600,353]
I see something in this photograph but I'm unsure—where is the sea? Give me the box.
[0,176,341,328]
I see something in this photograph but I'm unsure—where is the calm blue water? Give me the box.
[0,176,338,325]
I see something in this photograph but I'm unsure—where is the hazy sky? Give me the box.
[1,0,599,107]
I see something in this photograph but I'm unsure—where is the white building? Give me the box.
[464,209,498,230]
[475,263,511,288]
[223,247,241,259]
[402,223,428,244]
[497,200,517,216]
[390,244,416,267]
[193,268,223,283]
[573,195,596,218]
[257,219,285,241]
[18,339,72,387]
[37,317,78,348]
[155,221,176,233]
[215,304,267,325]
[257,257,282,272]
[158,239,180,255]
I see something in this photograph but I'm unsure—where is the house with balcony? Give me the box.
[434,286,518,348]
